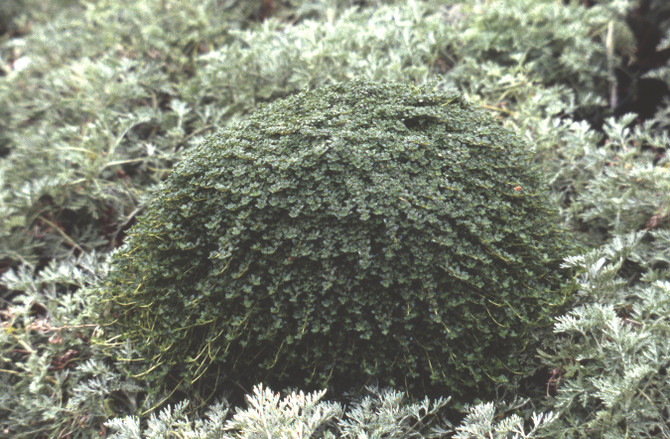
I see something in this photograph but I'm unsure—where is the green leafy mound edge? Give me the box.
[103,80,573,401]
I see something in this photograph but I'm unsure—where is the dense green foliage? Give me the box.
[1,0,669,437]
[104,80,573,401]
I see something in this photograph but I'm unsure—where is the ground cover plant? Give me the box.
[1,0,669,437]
[103,80,573,404]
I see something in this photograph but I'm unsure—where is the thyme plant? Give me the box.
[103,80,574,402]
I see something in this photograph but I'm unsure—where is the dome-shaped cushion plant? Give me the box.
[103,80,572,401]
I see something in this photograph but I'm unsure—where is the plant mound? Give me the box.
[104,81,572,400]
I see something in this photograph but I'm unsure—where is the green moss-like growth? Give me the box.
[104,81,572,401]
